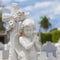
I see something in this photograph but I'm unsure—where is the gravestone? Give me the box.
[41,41,57,57]
[48,53,57,60]
[39,52,48,60]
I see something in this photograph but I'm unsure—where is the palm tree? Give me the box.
[39,16,51,32]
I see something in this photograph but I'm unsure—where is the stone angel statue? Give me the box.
[2,3,41,60]
[13,19,41,60]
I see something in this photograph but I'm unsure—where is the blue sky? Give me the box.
[0,0,60,32]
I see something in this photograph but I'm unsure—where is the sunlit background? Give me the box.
[0,0,60,32]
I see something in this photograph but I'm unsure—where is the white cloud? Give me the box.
[35,2,52,8]
[48,15,55,20]
[23,1,60,20]
[23,1,52,11]
[23,1,54,12]
[23,6,33,11]
[15,0,27,2]
[54,5,60,15]
[1,0,27,5]
[1,0,11,4]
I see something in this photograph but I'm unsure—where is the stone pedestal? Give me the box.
[0,50,9,60]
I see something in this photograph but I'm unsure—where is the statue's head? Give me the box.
[21,19,36,36]
[14,10,25,22]
[14,10,30,22]
[11,3,19,11]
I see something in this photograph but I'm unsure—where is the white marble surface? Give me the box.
[1,3,60,60]
[0,50,9,60]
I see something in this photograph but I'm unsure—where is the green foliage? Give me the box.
[52,31,59,43]
[50,28,57,32]
[39,16,51,31]
[40,30,60,44]
[58,30,60,38]
[0,14,5,31]
[40,32,52,44]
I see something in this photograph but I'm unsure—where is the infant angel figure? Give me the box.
[17,19,41,60]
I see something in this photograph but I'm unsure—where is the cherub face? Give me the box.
[24,26,34,37]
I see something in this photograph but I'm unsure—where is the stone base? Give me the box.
[0,50,9,60]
